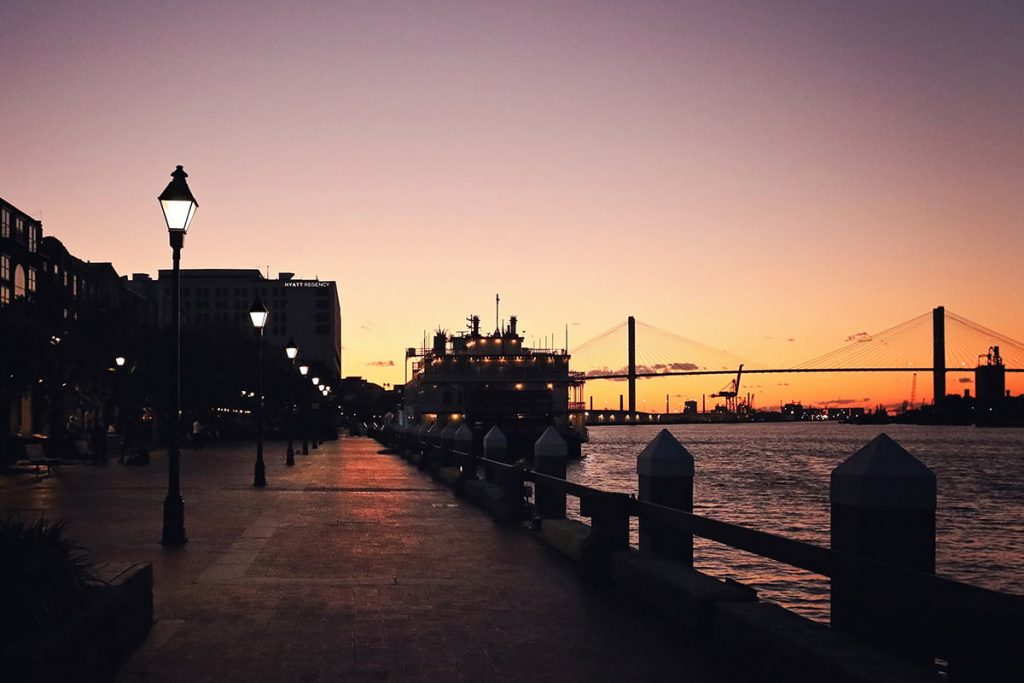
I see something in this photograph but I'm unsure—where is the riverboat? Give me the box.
[402,314,587,459]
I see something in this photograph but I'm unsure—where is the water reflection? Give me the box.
[569,423,1024,623]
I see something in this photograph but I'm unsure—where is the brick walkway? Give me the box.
[0,437,746,682]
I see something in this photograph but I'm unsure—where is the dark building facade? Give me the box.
[1,198,44,434]
[2,195,159,440]
[155,269,342,380]
[0,198,43,308]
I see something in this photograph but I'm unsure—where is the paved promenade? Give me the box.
[1,437,745,682]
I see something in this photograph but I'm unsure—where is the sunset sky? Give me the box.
[3,1,1022,408]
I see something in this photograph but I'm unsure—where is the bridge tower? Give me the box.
[628,316,637,415]
[933,306,945,406]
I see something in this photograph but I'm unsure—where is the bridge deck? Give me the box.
[0,437,745,682]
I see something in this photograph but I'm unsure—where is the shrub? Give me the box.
[0,516,97,643]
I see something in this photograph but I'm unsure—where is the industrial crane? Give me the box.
[712,364,744,412]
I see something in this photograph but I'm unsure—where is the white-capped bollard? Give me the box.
[831,433,936,661]
[534,427,567,519]
[637,429,694,565]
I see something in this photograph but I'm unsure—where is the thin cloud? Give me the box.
[584,362,700,377]
[846,332,872,343]
[958,377,973,384]
[366,360,394,367]
[360,323,373,331]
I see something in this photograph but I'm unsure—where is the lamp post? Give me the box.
[113,355,126,435]
[311,376,319,449]
[249,297,269,487]
[298,364,309,454]
[285,338,298,466]
[158,165,197,547]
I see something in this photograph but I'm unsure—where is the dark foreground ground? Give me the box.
[0,436,746,682]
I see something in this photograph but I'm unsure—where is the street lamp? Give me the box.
[158,165,197,547]
[249,297,269,487]
[298,364,309,454]
[115,356,126,368]
[310,375,320,449]
[284,338,298,466]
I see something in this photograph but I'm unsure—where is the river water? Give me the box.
[567,423,1024,623]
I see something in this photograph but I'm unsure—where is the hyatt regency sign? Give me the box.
[284,280,332,288]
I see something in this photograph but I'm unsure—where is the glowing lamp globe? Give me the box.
[157,165,198,233]
[249,297,269,330]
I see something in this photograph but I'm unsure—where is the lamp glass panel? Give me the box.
[249,309,269,329]
[160,199,197,233]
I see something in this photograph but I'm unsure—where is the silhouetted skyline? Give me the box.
[2,1,1022,406]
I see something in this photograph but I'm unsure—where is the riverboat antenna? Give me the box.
[495,294,500,334]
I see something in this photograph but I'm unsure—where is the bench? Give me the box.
[26,443,60,476]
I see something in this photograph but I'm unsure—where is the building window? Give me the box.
[1,209,9,238]
[0,285,9,304]
[28,225,37,252]
[27,267,36,293]
[1,255,9,281]
[14,218,24,245]
[13,265,26,298]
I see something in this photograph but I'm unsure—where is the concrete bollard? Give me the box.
[454,424,475,481]
[637,429,694,566]
[534,427,567,520]
[440,423,457,467]
[483,425,508,482]
[398,423,411,458]
[422,423,440,469]
[830,433,936,661]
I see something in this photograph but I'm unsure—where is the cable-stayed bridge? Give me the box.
[570,307,1024,413]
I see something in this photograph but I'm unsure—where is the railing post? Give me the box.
[534,427,567,520]
[830,433,936,661]
[455,424,475,482]
[440,423,457,468]
[637,429,694,566]
[482,426,527,523]
[422,423,440,470]
[401,424,413,460]
[415,423,430,463]
[483,424,508,482]
[581,491,631,576]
